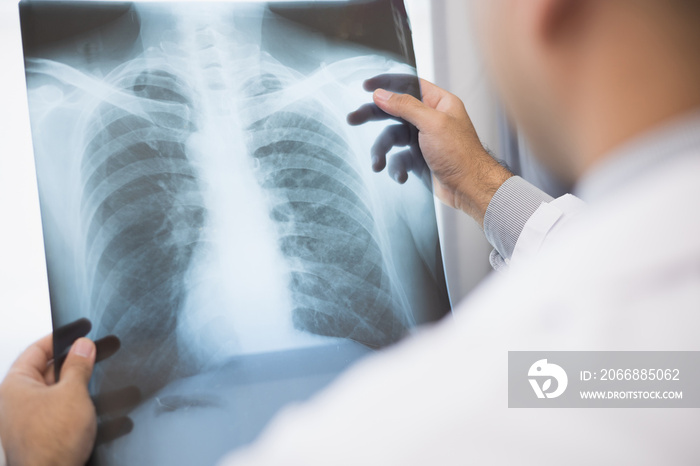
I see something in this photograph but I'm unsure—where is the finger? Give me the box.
[94,386,142,417]
[363,74,420,96]
[388,146,428,185]
[44,360,56,385]
[58,338,96,387]
[53,318,92,350]
[366,76,457,115]
[416,79,466,118]
[408,144,430,178]
[52,333,118,384]
[370,124,413,172]
[416,79,450,106]
[52,318,93,380]
[347,103,395,126]
[388,148,419,184]
[95,335,121,364]
[372,89,441,131]
[95,417,134,446]
[366,77,464,121]
[10,334,54,381]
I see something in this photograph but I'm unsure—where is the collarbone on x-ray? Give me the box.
[22,1,449,461]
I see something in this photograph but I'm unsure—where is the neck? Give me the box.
[571,9,700,177]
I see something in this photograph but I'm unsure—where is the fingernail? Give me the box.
[72,338,94,359]
[374,88,392,102]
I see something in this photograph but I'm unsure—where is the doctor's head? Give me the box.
[473,0,700,186]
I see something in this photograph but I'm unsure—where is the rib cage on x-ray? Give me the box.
[81,63,206,396]
[241,69,410,348]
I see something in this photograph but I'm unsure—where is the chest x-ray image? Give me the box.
[20,0,451,464]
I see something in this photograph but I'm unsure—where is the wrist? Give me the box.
[454,151,513,227]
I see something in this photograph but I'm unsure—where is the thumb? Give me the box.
[59,338,96,387]
[373,88,438,130]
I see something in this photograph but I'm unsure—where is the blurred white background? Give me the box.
[0,0,498,380]
[0,0,53,378]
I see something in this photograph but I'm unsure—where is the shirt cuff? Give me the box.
[488,249,508,272]
[483,176,554,262]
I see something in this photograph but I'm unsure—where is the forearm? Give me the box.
[453,151,514,228]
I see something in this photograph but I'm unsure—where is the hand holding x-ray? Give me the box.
[349,75,512,223]
[53,319,139,447]
[0,318,134,465]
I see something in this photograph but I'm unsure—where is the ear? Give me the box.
[520,0,587,47]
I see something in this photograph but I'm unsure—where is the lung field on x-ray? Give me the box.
[81,65,206,397]
[242,71,410,349]
[23,1,443,404]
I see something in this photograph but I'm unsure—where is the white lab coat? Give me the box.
[220,118,700,465]
[1,117,699,466]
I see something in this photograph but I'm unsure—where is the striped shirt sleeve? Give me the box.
[483,176,554,269]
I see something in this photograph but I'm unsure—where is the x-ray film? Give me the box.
[19,0,451,464]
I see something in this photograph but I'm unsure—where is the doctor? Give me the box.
[1,0,699,464]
